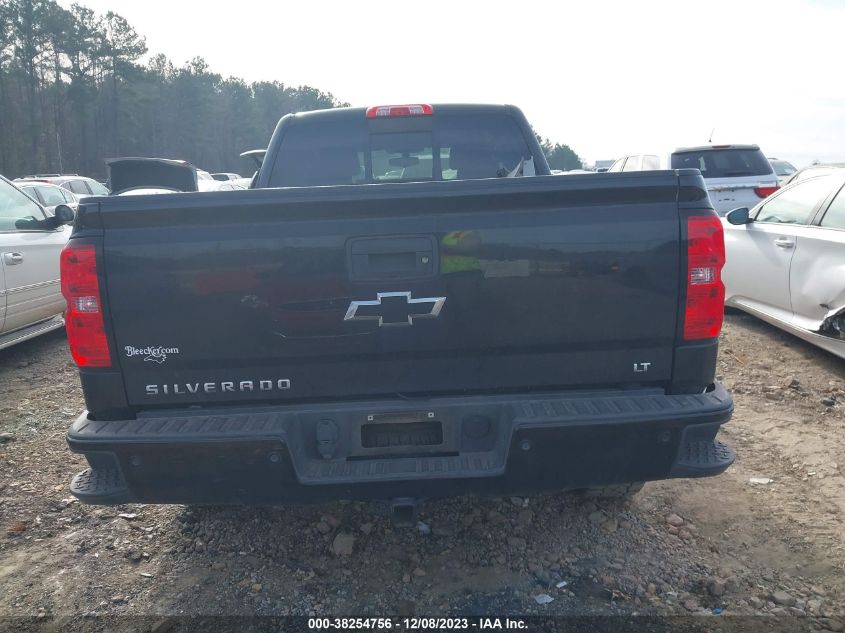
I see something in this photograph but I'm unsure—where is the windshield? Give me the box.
[87,180,110,195]
[0,179,45,231]
[269,112,532,187]
[670,148,773,178]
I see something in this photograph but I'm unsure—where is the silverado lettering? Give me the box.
[145,380,292,395]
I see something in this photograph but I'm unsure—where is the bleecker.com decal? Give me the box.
[125,345,180,364]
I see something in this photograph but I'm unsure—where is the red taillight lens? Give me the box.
[684,215,725,340]
[61,243,112,367]
[366,104,433,118]
[754,185,779,199]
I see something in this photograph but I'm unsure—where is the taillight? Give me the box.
[61,243,112,367]
[684,215,725,340]
[366,104,433,118]
[754,185,779,199]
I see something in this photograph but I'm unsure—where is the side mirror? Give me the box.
[43,204,75,229]
[726,207,751,225]
[54,204,75,224]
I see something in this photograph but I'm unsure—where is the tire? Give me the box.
[578,482,644,499]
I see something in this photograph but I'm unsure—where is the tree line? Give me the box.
[0,0,582,180]
[0,0,345,179]
[537,137,583,171]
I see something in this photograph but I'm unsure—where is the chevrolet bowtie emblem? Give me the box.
[344,292,446,327]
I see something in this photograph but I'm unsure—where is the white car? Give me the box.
[16,174,109,198]
[722,171,845,359]
[0,176,73,350]
[16,181,79,216]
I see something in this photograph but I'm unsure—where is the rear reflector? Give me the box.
[61,243,112,367]
[754,185,779,199]
[366,104,433,118]
[684,215,725,340]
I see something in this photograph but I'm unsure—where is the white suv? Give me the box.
[608,145,780,215]
[670,145,779,215]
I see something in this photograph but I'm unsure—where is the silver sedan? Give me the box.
[722,170,845,359]
[0,176,74,350]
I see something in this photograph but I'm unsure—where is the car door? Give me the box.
[0,181,68,334]
[722,176,833,324]
[788,178,845,331]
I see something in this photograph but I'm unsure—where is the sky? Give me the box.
[61,0,844,168]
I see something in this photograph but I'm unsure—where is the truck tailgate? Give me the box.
[95,174,684,408]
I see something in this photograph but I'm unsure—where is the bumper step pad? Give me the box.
[70,467,134,504]
[671,440,735,478]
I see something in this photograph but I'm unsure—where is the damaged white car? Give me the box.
[722,170,845,359]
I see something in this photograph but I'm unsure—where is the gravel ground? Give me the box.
[0,313,844,629]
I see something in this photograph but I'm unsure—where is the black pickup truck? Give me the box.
[62,104,733,516]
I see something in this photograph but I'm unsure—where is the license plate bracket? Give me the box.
[361,420,443,449]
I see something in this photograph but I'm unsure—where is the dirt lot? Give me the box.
[1,313,844,629]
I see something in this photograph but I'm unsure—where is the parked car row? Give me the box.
[1,135,842,366]
[0,154,252,351]
[16,173,109,197]
[14,165,247,198]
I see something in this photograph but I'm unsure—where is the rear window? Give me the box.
[87,180,109,196]
[670,148,773,178]
[66,179,91,194]
[371,131,433,182]
[68,180,91,196]
[269,113,531,187]
[35,185,66,207]
[437,115,531,180]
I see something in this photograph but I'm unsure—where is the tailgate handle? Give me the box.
[348,235,437,281]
